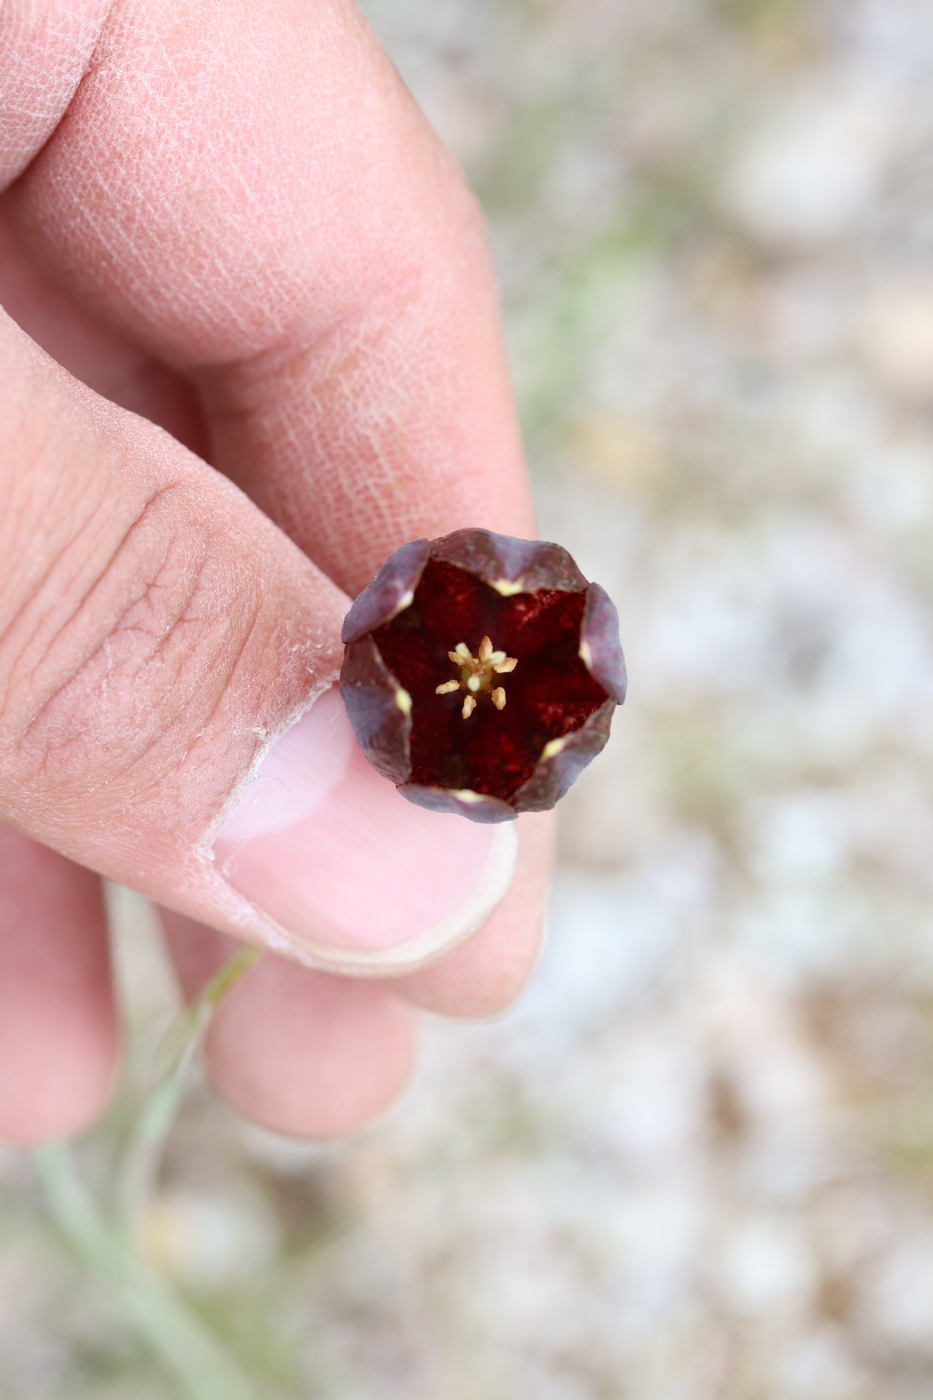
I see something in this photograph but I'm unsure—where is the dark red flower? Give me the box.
[340,528,626,823]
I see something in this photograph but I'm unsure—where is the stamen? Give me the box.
[439,636,518,716]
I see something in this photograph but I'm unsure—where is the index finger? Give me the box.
[4,0,534,593]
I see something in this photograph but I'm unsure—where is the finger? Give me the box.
[391,811,555,1017]
[0,313,512,976]
[4,0,534,596]
[0,823,116,1142]
[160,911,416,1138]
[0,202,208,457]
[0,0,110,189]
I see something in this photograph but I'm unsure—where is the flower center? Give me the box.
[435,635,518,719]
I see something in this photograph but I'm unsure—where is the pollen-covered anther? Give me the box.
[438,635,518,717]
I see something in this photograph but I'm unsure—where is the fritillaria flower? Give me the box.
[340,528,626,822]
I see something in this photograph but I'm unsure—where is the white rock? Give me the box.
[722,81,899,247]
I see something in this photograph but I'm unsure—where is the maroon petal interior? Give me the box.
[372,559,608,802]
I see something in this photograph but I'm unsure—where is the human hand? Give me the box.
[0,0,553,1142]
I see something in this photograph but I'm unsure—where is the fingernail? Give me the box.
[213,686,517,975]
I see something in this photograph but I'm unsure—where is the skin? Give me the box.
[0,0,553,1141]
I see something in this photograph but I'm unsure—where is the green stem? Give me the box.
[117,944,261,1243]
[35,1142,257,1400]
[33,943,264,1400]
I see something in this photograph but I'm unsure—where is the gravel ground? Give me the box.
[6,1,933,1396]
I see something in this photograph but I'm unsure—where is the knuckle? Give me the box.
[0,480,261,805]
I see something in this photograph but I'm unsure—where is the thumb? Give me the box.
[0,313,514,972]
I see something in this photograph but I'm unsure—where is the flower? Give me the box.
[340,528,626,822]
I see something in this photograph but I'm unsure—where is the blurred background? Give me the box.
[5,0,933,1395]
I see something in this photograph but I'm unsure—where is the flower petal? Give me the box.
[342,538,431,644]
[512,699,617,813]
[430,528,589,594]
[580,583,627,703]
[340,635,412,784]
[399,784,519,823]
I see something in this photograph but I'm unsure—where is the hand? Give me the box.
[0,0,553,1143]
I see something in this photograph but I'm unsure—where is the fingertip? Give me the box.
[205,961,418,1139]
[391,810,555,1018]
[212,686,518,976]
[0,828,117,1144]
[1,1044,117,1146]
[161,910,418,1139]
